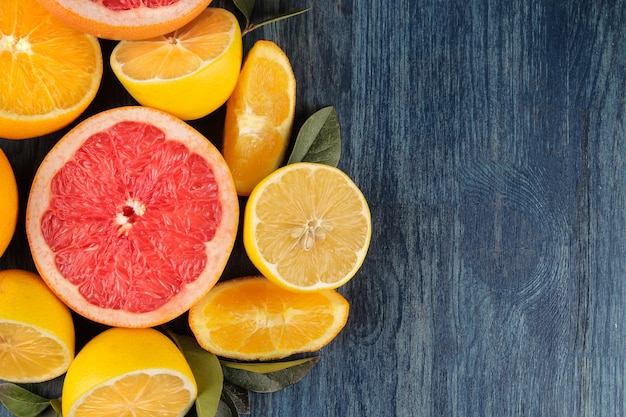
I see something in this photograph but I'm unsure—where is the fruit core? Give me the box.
[41,121,223,313]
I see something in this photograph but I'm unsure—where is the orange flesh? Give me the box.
[0,2,100,116]
[114,9,232,80]
[40,121,222,313]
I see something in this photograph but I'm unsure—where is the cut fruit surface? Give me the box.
[26,106,239,328]
[0,0,103,140]
[0,269,75,383]
[189,276,350,360]
[38,0,214,40]
[62,327,197,417]
[0,148,18,256]
[222,40,296,195]
[244,162,371,292]
[110,7,242,120]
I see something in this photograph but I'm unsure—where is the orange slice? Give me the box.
[0,269,75,383]
[0,0,103,140]
[189,276,350,360]
[244,162,371,292]
[38,0,214,41]
[222,40,296,195]
[62,328,197,417]
[110,7,242,120]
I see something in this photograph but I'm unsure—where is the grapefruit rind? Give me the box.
[26,106,238,328]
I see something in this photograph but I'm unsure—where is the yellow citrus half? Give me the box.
[62,327,197,417]
[244,162,372,292]
[222,40,296,195]
[0,269,75,383]
[0,148,18,257]
[189,276,350,360]
[0,0,103,140]
[110,7,242,120]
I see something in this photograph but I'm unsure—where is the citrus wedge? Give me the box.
[189,276,350,360]
[222,40,296,195]
[0,269,75,383]
[26,106,239,328]
[0,148,18,256]
[111,7,242,120]
[62,328,197,417]
[243,162,371,292]
[0,0,103,140]
[38,0,214,41]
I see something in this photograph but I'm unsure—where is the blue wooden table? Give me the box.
[3,0,626,416]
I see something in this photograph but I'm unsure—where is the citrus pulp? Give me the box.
[38,0,214,41]
[110,7,242,120]
[62,327,196,417]
[189,276,350,360]
[0,269,75,383]
[0,0,103,140]
[26,106,239,328]
[244,162,371,292]
[222,40,296,195]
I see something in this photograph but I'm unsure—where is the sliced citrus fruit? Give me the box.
[244,162,371,292]
[38,0,214,41]
[110,7,242,120]
[0,269,75,383]
[189,276,350,360]
[0,148,18,256]
[26,106,239,328]
[222,40,296,195]
[0,0,103,140]
[62,327,197,417]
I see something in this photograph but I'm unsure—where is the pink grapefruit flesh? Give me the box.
[26,106,238,328]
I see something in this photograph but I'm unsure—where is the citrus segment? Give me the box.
[222,40,296,195]
[189,276,350,360]
[38,0,214,41]
[0,269,75,383]
[110,7,242,120]
[0,148,18,256]
[244,162,371,292]
[62,327,197,417]
[26,106,239,328]
[0,0,103,140]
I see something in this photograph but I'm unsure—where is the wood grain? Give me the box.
[3,0,626,416]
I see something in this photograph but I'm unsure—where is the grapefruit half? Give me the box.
[26,106,238,328]
[38,0,214,41]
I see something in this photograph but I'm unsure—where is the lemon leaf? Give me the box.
[287,106,341,166]
[222,381,250,414]
[232,0,254,28]
[0,383,51,417]
[169,334,223,417]
[220,356,321,393]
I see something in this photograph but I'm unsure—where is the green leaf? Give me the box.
[49,398,62,416]
[215,393,239,417]
[243,8,310,35]
[222,381,250,414]
[170,334,223,417]
[232,0,255,27]
[287,106,341,166]
[220,356,321,393]
[0,383,52,417]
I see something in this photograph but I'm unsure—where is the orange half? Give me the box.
[0,0,103,140]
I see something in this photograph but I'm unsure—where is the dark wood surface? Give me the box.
[3,0,626,415]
